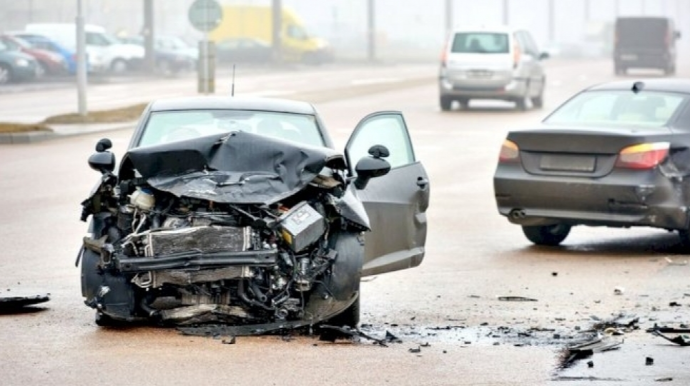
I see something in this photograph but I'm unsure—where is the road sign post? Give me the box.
[188,0,222,94]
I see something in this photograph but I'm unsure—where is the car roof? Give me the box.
[450,25,517,34]
[149,96,317,115]
[587,79,690,94]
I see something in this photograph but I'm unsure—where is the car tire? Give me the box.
[0,64,12,85]
[110,59,129,74]
[157,60,173,76]
[515,94,529,111]
[94,311,121,327]
[324,295,360,328]
[440,96,452,111]
[458,98,470,110]
[522,224,571,246]
[677,229,690,249]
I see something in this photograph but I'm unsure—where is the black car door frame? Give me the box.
[345,111,430,276]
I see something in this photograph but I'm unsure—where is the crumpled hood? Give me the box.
[121,131,345,205]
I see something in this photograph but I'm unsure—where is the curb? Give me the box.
[0,122,137,145]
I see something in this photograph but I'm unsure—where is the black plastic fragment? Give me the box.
[0,294,50,313]
[319,325,389,346]
[408,346,421,353]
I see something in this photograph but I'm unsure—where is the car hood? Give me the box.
[121,131,346,205]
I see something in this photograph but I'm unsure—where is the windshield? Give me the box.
[544,90,685,127]
[451,32,509,54]
[139,110,325,148]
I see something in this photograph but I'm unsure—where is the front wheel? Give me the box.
[325,296,360,328]
[440,95,452,111]
[522,224,571,246]
[0,64,12,85]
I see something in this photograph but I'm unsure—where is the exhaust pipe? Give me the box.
[509,209,526,220]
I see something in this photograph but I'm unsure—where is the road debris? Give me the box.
[0,293,50,313]
[586,360,594,368]
[665,256,688,266]
[646,324,690,333]
[408,346,421,353]
[614,287,625,295]
[552,272,558,277]
[560,333,623,368]
[221,336,236,345]
[497,296,538,302]
[669,301,681,307]
[384,331,403,344]
[651,330,690,346]
[655,377,673,382]
[646,357,654,365]
[318,325,390,346]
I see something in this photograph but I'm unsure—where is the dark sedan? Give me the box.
[78,97,430,329]
[494,79,690,246]
[0,34,66,75]
[216,38,272,64]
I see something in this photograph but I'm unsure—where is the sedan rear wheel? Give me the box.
[0,64,12,85]
[440,95,452,111]
[522,224,571,246]
[677,229,690,249]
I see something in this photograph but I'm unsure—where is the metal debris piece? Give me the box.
[587,361,594,368]
[384,331,402,344]
[420,342,431,347]
[614,287,625,295]
[651,330,690,346]
[408,346,421,353]
[646,357,654,365]
[319,325,389,347]
[497,296,538,302]
[222,336,236,345]
[0,294,50,312]
[669,301,681,307]
[655,377,673,382]
[665,257,688,266]
[646,325,690,334]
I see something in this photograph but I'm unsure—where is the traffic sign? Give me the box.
[188,0,223,32]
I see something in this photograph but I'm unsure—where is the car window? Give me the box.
[545,90,685,127]
[286,25,308,40]
[520,31,540,56]
[86,32,111,46]
[451,32,509,54]
[0,41,7,51]
[1,38,21,51]
[347,114,415,170]
[138,110,325,148]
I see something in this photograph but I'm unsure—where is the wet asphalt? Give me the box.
[1,59,690,385]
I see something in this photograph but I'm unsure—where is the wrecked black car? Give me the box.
[78,97,430,328]
[494,79,690,246]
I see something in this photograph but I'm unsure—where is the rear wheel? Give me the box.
[515,94,529,111]
[0,64,12,84]
[458,98,470,110]
[678,229,690,249]
[440,95,452,111]
[522,224,571,246]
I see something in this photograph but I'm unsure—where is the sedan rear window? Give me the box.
[544,90,685,127]
[138,110,325,148]
[451,33,509,54]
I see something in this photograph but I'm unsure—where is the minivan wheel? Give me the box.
[325,296,360,328]
[110,59,129,74]
[0,64,12,84]
[458,98,470,110]
[515,95,529,111]
[440,95,452,111]
[522,224,571,246]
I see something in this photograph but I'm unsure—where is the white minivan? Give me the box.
[439,26,549,111]
[25,23,144,74]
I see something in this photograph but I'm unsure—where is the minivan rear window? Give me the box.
[616,18,669,48]
[451,33,509,54]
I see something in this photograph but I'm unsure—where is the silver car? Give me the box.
[439,26,549,111]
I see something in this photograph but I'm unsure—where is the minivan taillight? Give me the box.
[512,43,521,69]
[440,39,449,67]
[615,142,669,169]
[499,140,520,163]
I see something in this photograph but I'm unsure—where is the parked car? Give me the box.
[7,32,78,74]
[119,35,195,75]
[614,17,680,75]
[0,34,67,75]
[494,79,690,247]
[0,41,40,84]
[25,23,142,73]
[78,97,430,328]
[439,26,549,111]
[216,37,272,64]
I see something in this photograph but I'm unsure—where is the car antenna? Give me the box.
[632,81,644,94]
[231,64,236,97]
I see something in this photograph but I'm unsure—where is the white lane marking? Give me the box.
[551,80,563,87]
[350,77,402,86]
[240,90,296,97]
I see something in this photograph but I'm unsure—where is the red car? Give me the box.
[0,34,67,75]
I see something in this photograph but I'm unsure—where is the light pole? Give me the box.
[76,0,87,117]
[548,0,555,42]
[445,0,453,35]
[584,0,590,22]
[503,0,509,25]
[272,0,282,64]
[367,0,376,62]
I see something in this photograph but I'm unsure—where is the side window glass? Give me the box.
[673,103,690,129]
[347,114,415,171]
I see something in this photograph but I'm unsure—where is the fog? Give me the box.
[0,0,688,63]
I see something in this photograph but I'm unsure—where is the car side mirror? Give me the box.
[354,145,391,190]
[675,31,682,40]
[89,138,115,174]
[539,52,550,60]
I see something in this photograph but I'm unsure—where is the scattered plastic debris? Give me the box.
[497,296,538,302]
[408,346,421,353]
[646,357,654,366]
[222,336,236,345]
[651,330,690,346]
[614,287,625,295]
[0,293,50,313]
[318,325,390,346]
[655,377,673,382]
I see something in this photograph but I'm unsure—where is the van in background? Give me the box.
[614,17,680,75]
[209,5,332,64]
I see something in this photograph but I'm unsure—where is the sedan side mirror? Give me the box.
[675,31,682,40]
[88,138,116,174]
[539,52,550,60]
[354,145,391,190]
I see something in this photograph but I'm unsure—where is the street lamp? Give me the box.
[76,0,87,116]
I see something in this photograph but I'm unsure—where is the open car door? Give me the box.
[345,111,430,277]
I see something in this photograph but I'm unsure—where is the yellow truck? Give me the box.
[210,5,333,64]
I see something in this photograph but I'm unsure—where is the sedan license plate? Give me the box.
[468,70,493,79]
[621,54,638,61]
[540,155,596,172]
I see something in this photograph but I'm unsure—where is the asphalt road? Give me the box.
[1,60,690,385]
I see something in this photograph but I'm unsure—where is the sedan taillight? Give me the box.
[499,139,520,163]
[615,142,669,170]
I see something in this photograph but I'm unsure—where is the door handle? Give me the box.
[416,177,429,189]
